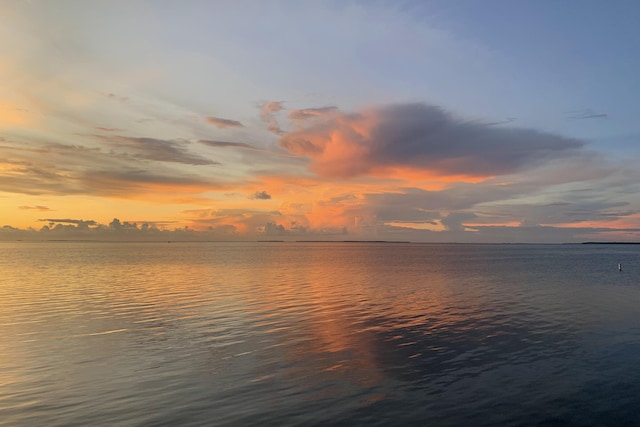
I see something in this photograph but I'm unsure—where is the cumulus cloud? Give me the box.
[264,222,286,235]
[183,207,286,235]
[250,190,271,200]
[205,116,244,128]
[280,103,584,179]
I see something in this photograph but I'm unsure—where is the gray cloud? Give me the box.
[39,218,98,226]
[484,117,517,126]
[79,168,222,196]
[250,190,271,200]
[0,164,85,195]
[96,127,125,132]
[198,139,255,150]
[205,116,244,128]
[566,109,608,120]
[0,137,226,197]
[280,103,584,178]
[94,135,218,165]
[264,222,286,235]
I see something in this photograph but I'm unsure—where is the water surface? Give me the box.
[1,242,640,425]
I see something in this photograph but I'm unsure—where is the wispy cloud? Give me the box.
[19,205,51,211]
[92,135,218,165]
[484,117,517,126]
[260,101,285,135]
[198,139,255,150]
[205,116,244,128]
[0,164,85,196]
[289,106,338,120]
[80,169,224,197]
[96,127,125,132]
[565,109,608,120]
[0,136,227,198]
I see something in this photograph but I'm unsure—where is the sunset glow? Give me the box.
[1,1,640,242]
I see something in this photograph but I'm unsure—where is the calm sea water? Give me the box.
[1,241,640,426]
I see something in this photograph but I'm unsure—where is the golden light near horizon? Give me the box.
[1,1,639,243]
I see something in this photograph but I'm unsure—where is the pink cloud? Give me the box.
[260,101,285,135]
[279,103,583,180]
[205,116,244,128]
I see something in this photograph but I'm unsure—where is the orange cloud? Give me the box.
[544,212,640,230]
[280,103,583,181]
[463,221,522,228]
[235,174,389,234]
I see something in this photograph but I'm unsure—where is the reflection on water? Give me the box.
[1,242,640,425]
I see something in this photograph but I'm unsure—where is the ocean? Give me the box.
[1,241,640,426]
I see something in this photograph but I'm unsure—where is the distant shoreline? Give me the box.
[581,242,640,245]
[4,240,640,245]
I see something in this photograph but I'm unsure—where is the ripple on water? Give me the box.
[2,242,640,426]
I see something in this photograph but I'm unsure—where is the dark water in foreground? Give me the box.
[1,242,640,426]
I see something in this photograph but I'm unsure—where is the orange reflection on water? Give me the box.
[240,243,483,397]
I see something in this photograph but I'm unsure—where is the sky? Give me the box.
[2,0,640,242]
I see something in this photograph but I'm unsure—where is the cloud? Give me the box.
[183,207,284,234]
[250,190,271,200]
[262,101,285,115]
[205,116,244,128]
[39,218,98,226]
[484,117,517,126]
[19,205,51,211]
[96,126,125,132]
[0,137,228,198]
[289,106,338,120]
[280,103,584,179]
[263,222,286,234]
[0,164,85,195]
[566,109,608,120]
[80,168,224,197]
[198,139,254,150]
[0,217,241,241]
[93,135,218,165]
[260,101,285,135]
